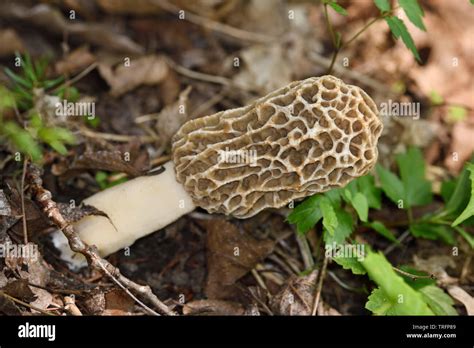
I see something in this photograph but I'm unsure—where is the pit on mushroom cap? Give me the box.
[172,75,383,218]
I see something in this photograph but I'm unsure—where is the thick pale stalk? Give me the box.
[53,161,195,266]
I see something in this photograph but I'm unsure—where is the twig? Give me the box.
[51,62,98,94]
[78,126,157,143]
[274,247,302,275]
[25,164,176,316]
[308,50,395,96]
[295,233,314,270]
[268,254,296,276]
[324,8,395,75]
[163,56,233,86]
[323,4,338,48]
[393,267,436,281]
[327,271,367,294]
[20,158,28,244]
[150,155,172,167]
[244,285,274,316]
[251,268,270,293]
[311,254,329,316]
[64,295,82,316]
[153,0,275,44]
[384,230,411,255]
[191,90,226,119]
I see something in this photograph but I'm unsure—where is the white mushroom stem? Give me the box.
[53,161,195,267]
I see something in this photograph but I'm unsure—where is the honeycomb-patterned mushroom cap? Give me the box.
[172,75,383,218]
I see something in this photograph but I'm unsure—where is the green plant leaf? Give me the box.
[366,287,400,315]
[287,195,323,234]
[374,0,391,12]
[95,171,128,190]
[418,285,457,316]
[356,175,382,209]
[376,163,405,205]
[396,147,432,207]
[328,1,348,15]
[385,16,421,61]
[0,85,16,114]
[351,192,369,222]
[429,90,444,106]
[443,160,472,218]
[47,140,68,155]
[95,171,109,190]
[366,221,398,243]
[361,250,434,315]
[2,121,42,161]
[323,208,354,245]
[452,164,474,226]
[440,179,457,204]
[409,223,455,245]
[452,226,474,249]
[4,68,32,89]
[343,180,357,202]
[335,31,342,48]
[43,75,64,90]
[333,244,367,275]
[447,106,467,123]
[325,188,342,207]
[398,0,426,31]
[21,54,37,84]
[320,196,338,236]
[37,127,75,155]
[50,127,76,144]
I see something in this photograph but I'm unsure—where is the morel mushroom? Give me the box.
[56,75,383,263]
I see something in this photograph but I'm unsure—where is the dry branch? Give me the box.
[25,163,176,316]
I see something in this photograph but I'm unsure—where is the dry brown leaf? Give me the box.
[0,294,21,315]
[18,247,52,312]
[2,241,53,313]
[406,1,474,110]
[233,44,292,94]
[156,86,192,147]
[0,3,143,54]
[1,279,36,303]
[203,218,274,300]
[97,0,163,15]
[413,255,458,286]
[105,289,135,313]
[98,55,168,97]
[0,28,24,57]
[183,299,245,316]
[55,46,96,75]
[447,285,474,315]
[317,301,341,316]
[57,203,110,223]
[0,190,12,216]
[445,121,474,173]
[83,291,106,315]
[271,270,318,315]
[227,0,287,36]
[72,150,143,177]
